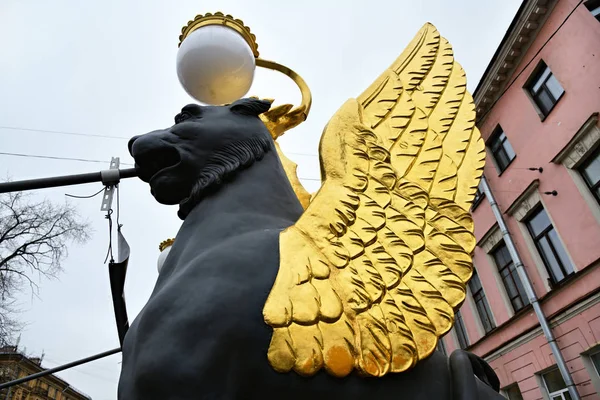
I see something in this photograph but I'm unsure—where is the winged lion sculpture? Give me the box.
[119,23,503,400]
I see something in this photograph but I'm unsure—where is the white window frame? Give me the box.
[487,125,517,174]
[505,180,577,293]
[502,383,525,400]
[523,61,565,120]
[452,310,470,350]
[552,113,600,226]
[478,224,523,318]
[534,367,570,400]
[464,282,485,337]
[592,351,600,375]
[467,266,497,335]
[541,368,570,400]
[586,0,600,20]
[581,344,600,394]
[471,181,486,210]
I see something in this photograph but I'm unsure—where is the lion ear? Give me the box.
[230,98,272,116]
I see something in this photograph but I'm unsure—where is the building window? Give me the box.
[492,241,529,312]
[526,61,564,118]
[504,384,524,400]
[526,207,573,285]
[586,0,600,21]
[469,269,495,333]
[488,126,516,173]
[541,368,572,400]
[472,183,485,210]
[455,311,469,349]
[591,351,600,376]
[578,146,600,205]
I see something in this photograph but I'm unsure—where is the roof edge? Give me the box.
[473,0,559,123]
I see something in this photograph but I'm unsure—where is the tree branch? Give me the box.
[0,189,90,345]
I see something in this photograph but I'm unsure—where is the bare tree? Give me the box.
[0,191,90,346]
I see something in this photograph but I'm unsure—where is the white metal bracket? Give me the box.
[100,157,120,211]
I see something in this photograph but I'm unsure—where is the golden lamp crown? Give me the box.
[159,238,175,252]
[178,12,260,58]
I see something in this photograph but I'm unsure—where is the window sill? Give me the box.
[463,303,534,351]
[548,271,577,290]
[466,263,600,356]
[466,273,579,346]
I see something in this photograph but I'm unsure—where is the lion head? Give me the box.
[129,98,272,219]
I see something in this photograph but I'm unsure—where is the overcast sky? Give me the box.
[0,1,522,398]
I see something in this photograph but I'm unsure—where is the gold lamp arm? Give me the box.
[255,58,312,139]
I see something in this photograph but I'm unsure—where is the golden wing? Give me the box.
[263,22,485,378]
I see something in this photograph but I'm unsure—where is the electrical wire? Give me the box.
[58,367,117,383]
[477,0,585,123]
[43,355,119,376]
[46,362,117,384]
[0,126,319,158]
[0,125,128,140]
[1,2,586,167]
[0,151,321,182]
[0,151,134,166]
[116,184,122,231]
[65,187,106,199]
[104,209,114,264]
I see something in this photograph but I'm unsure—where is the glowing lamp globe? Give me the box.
[177,13,260,105]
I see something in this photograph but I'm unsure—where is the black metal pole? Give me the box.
[0,168,138,194]
[0,348,122,390]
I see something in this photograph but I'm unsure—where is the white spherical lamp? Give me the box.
[157,239,175,274]
[176,13,260,105]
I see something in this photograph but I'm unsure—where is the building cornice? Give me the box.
[504,179,540,218]
[551,113,600,166]
[473,0,559,124]
[0,352,91,399]
[477,223,502,253]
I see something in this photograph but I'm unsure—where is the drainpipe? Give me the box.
[480,175,580,400]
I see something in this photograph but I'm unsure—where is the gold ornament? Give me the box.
[178,14,484,377]
[262,23,485,378]
[179,12,259,57]
[159,238,175,252]
[179,13,313,208]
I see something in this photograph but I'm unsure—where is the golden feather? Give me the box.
[263,22,485,377]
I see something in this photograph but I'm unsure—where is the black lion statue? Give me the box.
[119,98,503,399]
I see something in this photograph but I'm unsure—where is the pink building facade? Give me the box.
[438,1,600,399]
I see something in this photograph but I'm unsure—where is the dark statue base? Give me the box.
[119,100,503,399]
